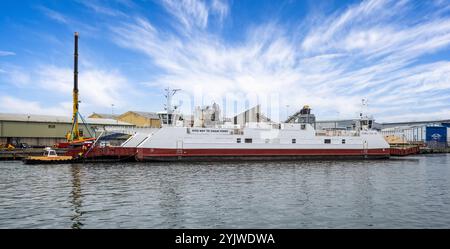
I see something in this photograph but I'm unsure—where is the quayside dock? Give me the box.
[0,148,68,161]
[1,145,448,162]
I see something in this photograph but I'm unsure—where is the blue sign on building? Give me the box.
[426,126,447,143]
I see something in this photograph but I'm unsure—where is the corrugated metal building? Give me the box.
[381,119,450,129]
[448,127,450,146]
[0,113,134,147]
[380,126,426,143]
[380,124,449,148]
[444,123,450,146]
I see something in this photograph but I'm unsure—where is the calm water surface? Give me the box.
[1,154,449,228]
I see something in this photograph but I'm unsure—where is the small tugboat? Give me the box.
[23,147,77,165]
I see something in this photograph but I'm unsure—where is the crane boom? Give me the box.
[71,32,80,140]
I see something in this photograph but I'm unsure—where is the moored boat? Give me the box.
[123,123,390,162]
[23,147,78,164]
[118,92,391,162]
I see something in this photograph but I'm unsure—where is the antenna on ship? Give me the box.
[360,98,369,118]
[359,98,372,130]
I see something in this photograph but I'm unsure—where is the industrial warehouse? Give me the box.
[379,120,450,149]
[0,113,133,148]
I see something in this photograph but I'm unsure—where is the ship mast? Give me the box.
[359,98,371,130]
[164,87,180,125]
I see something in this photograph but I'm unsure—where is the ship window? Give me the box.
[324,139,331,144]
[48,124,55,129]
[342,139,346,144]
[79,130,84,137]
[245,138,252,143]
[237,138,241,143]
[292,139,296,144]
[301,124,306,130]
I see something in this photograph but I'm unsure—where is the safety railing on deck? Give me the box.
[315,130,360,137]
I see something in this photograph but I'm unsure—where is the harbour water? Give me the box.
[1,154,449,228]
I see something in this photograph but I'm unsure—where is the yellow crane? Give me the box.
[65,32,95,145]
[69,32,80,141]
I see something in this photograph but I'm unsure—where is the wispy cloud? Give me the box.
[161,0,230,31]
[161,0,209,30]
[37,5,100,37]
[36,65,132,108]
[114,0,137,9]
[109,0,450,122]
[0,63,133,116]
[78,0,128,18]
[211,0,229,22]
[0,96,70,116]
[0,65,31,86]
[37,6,69,24]
[0,51,16,56]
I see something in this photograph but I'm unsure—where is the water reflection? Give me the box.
[352,163,376,226]
[156,167,183,227]
[70,164,83,229]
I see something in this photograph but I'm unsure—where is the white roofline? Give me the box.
[0,113,134,126]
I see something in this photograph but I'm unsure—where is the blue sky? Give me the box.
[1,0,450,122]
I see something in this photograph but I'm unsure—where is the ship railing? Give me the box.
[315,130,359,137]
[232,129,244,135]
[104,126,159,135]
[272,123,282,129]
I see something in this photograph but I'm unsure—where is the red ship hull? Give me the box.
[65,146,395,162]
[135,148,390,161]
